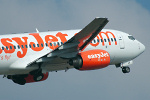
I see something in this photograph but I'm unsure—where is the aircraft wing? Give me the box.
[28,18,108,68]
[47,17,108,58]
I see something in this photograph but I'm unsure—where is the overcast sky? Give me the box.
[0,0,150,100]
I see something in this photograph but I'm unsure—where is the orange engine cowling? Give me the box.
[25,72,49,83]
[69,50,110,70]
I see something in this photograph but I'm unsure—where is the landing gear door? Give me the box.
[117,34,125,49]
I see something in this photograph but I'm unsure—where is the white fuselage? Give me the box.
[0,29,145,75]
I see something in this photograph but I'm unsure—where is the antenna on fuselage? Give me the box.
[36,28,39,33]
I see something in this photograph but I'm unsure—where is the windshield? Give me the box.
[128,36,135,40]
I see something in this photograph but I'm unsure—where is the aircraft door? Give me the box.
[117,34,125,49]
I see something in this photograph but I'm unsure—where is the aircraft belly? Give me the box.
[42,62,73,72]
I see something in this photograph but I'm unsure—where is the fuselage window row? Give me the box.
[1,42,63,50]
[91,38,116,43]
[0,38,117,50]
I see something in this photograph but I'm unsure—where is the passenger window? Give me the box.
[21,45,24,49]
[101,39,103,42]
[29,44,31,48]
[18,45,20,49]
[61,42,63,45]
[57,42,60,46]
[37,44,39,47]
[108,39,110,42]
[50,43,52,46]
[111,38,113,42]
[10,46,12,49]
[54,42,56,46]
[45,43,48,47]
[2,47,4,50]
[14,46,16,49]
[93,39,96,43]
[114,38,116,41]
[25,45,28,48]
[97,39,99,42]
[6,46,8,50]
[41,43,43,47]
[104,39,106,42]
[33,44,35,48]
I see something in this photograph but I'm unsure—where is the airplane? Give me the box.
[0,18,145,85]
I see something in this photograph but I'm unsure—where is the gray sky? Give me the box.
[0,0,150,100]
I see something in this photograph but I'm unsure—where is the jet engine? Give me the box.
[69,50,110,70]
[7,72,49,85]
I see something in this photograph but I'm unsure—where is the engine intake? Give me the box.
[69,56,83,69]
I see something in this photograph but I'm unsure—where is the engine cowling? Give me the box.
[7,72,49,85]
[25,72,49,83]
[69,50,110,70]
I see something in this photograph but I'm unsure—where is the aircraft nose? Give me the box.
[139,42,145,54]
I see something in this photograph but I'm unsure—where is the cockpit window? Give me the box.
[128,36,135,40]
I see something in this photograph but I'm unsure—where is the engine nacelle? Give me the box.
[7,72,49,85]
[25,72,49,83]
[69,50,110,70]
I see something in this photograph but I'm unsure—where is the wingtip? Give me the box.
[95,17,108,20]
[95,17,100,19]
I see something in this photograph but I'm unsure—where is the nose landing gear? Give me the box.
[116,62,131,74]
[122,67,130,73]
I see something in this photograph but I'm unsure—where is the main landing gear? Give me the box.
[30,68,44,82]
[30,63,44,82]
